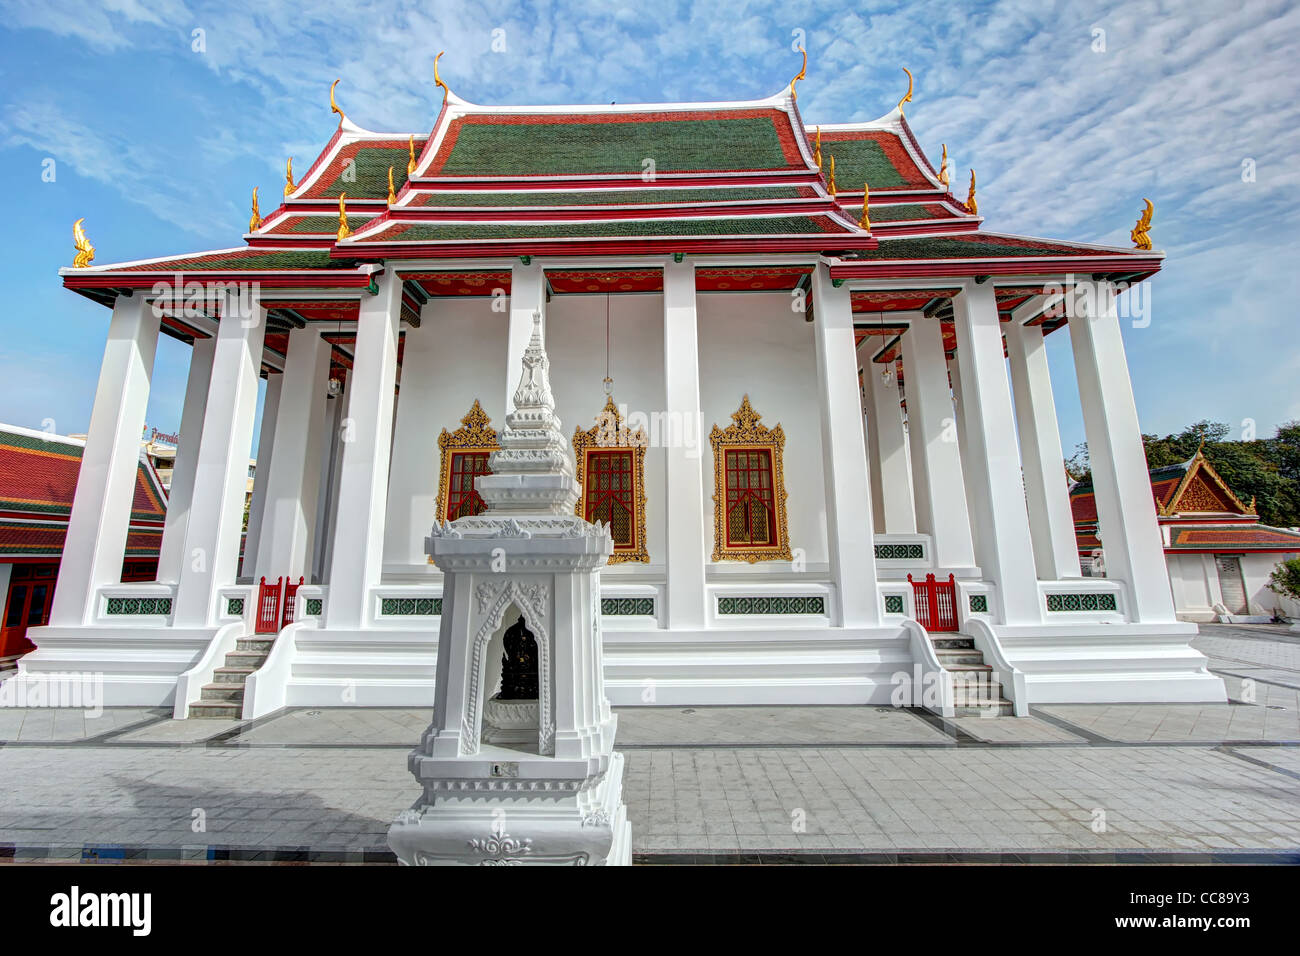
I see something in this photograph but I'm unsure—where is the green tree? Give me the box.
[1266,557,1300,606]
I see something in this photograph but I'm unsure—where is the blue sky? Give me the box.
[0,0,1297,460]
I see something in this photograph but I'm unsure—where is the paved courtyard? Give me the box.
[0,623,1297,863]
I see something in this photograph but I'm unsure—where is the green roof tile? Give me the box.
[375,215,840,241]
[415,186,807,207]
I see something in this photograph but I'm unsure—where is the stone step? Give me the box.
[930,637,975,650]
[954,699,1015,717]
[944,662,993,675]
[189,701,241,719]
[200,683,245,702]
[236,638,275,653]
[952,679,1004,701]
[936,649,986,666]
[212,666,257,684]
[224,650,269,667]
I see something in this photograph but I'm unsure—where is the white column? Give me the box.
[1007,315,1081,580]
[384,313,439,568]
[812,267,881,626]
[156,335,215,583]
[866,354,916,533]
[1068,281,1176,623]
[947,357,981,559]
[255,326,330,581]
[173,289,268,627]
[316,376,349,583]
[507,260,545,415]
[952,283,1040,624]
[324,274,402,629]
[241,372,282,579]
[49,294,159,626]
[900,315,975,569]
[662,259,708,630]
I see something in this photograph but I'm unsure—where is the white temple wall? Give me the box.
[696,292,830,573]
[1167,553,1216,621]
[1244,552,1298,617]
[382,298,508,573]
[545,293,667,579]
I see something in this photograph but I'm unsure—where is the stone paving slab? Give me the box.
[0,706,160,743]
[614,705,949,746]
[233,707,428,746]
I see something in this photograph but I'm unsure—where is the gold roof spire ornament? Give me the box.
[249,187,262,232]
[407,134,417,175]
[387,166,397,205]
[284,156,296,197]
[329,78,345,124]
[814,126,822,170]
[1131,198,1154,250]
[827,154,837,197]
[434,50,450,98]
[938,143,949,187]
[336,192,351,241]
[966,168,978,216]
[858,183,871,231]
[897,67,914,115]
[789,45,807,102]
[71,218,94,269]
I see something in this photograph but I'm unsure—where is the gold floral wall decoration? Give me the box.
[435,400,499,524]
[710,396,792,563]
[573,396,649,564]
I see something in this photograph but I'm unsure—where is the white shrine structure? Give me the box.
[7,62,1225,717]
[388,313,630,866]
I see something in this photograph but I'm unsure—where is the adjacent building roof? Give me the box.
[0,424,166,560]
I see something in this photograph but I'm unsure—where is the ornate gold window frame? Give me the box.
[572,396,649,564]
[710,395,792,563]
[436,400,499,524]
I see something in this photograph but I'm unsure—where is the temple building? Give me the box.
[0,423,165,671]
[7,60,1226,715]
[1073,449,1300,621]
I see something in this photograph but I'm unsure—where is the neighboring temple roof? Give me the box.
[0,424,166,560]
[1072,450,1300,555]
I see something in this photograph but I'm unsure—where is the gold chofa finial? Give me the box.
[337,193,351,241]
[814,126,822,170]
[330,79,344,123]
[790,45,807,102]
[284,156,296,197]
[1131,198,1154,250]
[859,184,871,231]
[407,134,417,175]
[898,68,914,115]
[249,187,262,232]
[387,166,396,205]
[72,218,94,269]
[966,169,978,216]
[434,51,449,97]
[827,154,837,197]
[938,144,949,187]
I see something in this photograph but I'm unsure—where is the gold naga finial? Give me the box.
[814,126,822,170]
[966,168,978,216]
[790,45,807,102]
[938,143,949,187]
[898,67,914,115]
[407,134,417,175]
[858,183,871,231]
[284,156,296,197]
[72,218,94,269]
[337,192,351,241]
[249,187,262,232]
[434,51,450,98]
[387,166,396,205]
[1131,198,1154,250]
[330,79,345,124]
[827,154,837,197]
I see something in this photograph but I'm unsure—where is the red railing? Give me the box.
[908,572,959,632]
[255,576,283,634]
[281,576,305,629]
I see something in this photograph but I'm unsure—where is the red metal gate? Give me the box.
[281,576,305,629]
[908,573,959,632]
[255,576,283,634]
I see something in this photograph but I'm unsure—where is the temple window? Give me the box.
[710,396,792,563]
[437,400,499,524]
[573,397,649,563]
